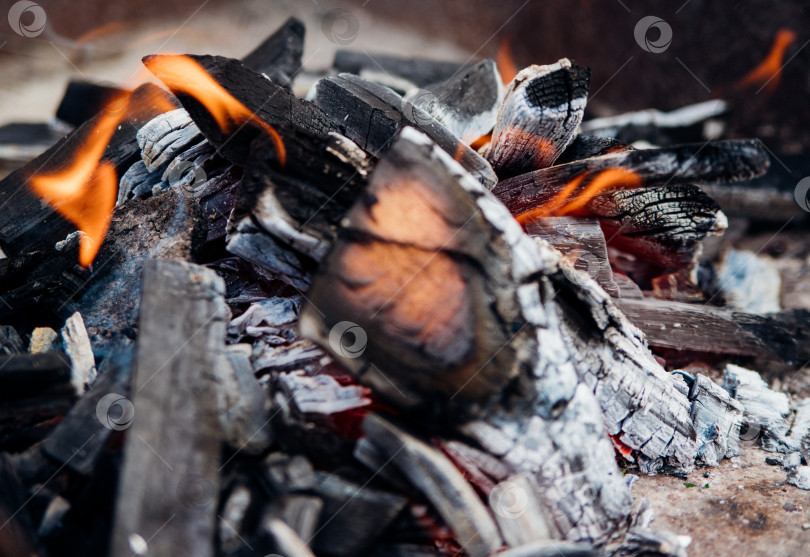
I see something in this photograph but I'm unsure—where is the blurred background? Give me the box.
[0,0,808,152]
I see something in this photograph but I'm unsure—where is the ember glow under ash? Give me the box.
[143,55,286,167]
[515,167,641,224]
[736,28,797,94]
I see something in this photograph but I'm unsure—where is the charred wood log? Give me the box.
[554,135,629,165]
[0,84,177,257]
[0,123,64,168]
[311,73,497,187]
[493,139,770,217]
[484,60,589,177]
[241,17,305,87]
[299,128,710,547]
[110,259,226,557]
[404,59,503,143]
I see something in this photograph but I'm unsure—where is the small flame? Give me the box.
[497,35,519,85]
[29,91,131,266]
[515,168,641,224]
[736,29,796,95]
[144,55,285,166]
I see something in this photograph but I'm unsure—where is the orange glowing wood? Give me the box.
[144,55,286,167]
[28,92,130,266]
[515,173,587,224]
[555,168,641,215]
[737,29,796,95]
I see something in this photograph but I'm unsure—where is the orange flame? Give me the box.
[736,29,796,95]
[144,55,286,166]
[497,35,519,85]
[515,168,641,224]
[29,92,131,266]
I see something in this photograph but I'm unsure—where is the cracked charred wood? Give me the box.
[580,99,728,146]
[591,183,728,271]
[42,344,134,475]
[492,139,770,217]
[404,59,503,143]
[332,50,471,90]
[226,131,370,289]
[554,135,630,165]
[722,364,791,451]
[311,73,497,188]
[0,83,177,257]
[362,414,503,557]
[0,325,25,355]
[616,298,799,363]
[55,80,130,128]
[484,60,589,177]
[299,128,708,548]
[111,259,226,557]
[144,54,337,166]
[241,17,305,87]
[523,217,619,297]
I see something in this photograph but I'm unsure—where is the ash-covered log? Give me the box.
[484,59,589,177]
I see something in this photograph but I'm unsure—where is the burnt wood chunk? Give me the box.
[144,54,336,166]
[485,60,589,177]
[0,325,25,355]
[405,59,503,143]
[332,50,470,90]
[300,129,698,546]
[554,135,630,165]
[241,17,305,87]
[524,217,619,297]
[110,259,226,557]
[616,298,799,363]
[0,83,177,257]
[55,80,130,128]
[42,345,134,475]
[311,73,497,188]
[0,352,75,410]
[493,139,770,217]
[591,183,727,270]
[362,414,502,557]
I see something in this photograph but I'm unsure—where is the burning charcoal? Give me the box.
[311,73,497,187]
[786,466,810,490]
[118,160,165,204]
[591,183,727,271]
[144,54,337,166]
[309,471,407,556]
[784,398,810,456]
[488,472,560,546]
[263,452,317,494]
[60,312,97,391]
[226,132,371,289]
[580,99,728,146]
[111,260,226,557]
[299,129,710,548]
[716,249,782,314]
[215,346,273,455]
[524,217,619,296]
[0,325,25,355]
[277,371,371,415]
[241,17,305,87]
[485,59,589,177]
[362,414,502,557]
[263,518,316,557]
[252,339,326,375]
[55,80,130,128]
[616,298,799,362]
[0,83,176,257]
[613,274,643,299]
[41,344,134,475]
[136,108,203,172]
[722,364,791,451]
[332,50,471,91]
[228,296,300,341]
[404,59,503,142]
[493,139,769,218]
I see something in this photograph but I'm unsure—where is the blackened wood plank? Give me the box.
[55,80,130,128]
[110,259,226,557]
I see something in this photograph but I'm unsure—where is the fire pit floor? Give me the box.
[634,448,810,556]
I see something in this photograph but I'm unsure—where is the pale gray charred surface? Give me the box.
[485,60,589,177]
[299,128,713,548]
